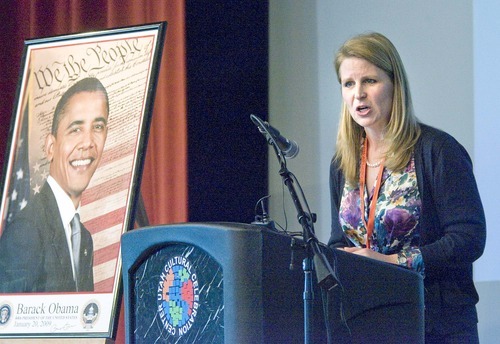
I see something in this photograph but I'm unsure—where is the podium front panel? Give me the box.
[132,243,223,343]
[324,248,424,344]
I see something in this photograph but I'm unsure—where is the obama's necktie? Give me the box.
[71,213,81,290]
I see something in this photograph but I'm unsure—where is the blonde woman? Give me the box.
[329,32,485,343]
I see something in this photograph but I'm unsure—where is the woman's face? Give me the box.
[339,57,394,135]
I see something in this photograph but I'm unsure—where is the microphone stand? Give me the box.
[278,155,338,344]
[251,115,338,344]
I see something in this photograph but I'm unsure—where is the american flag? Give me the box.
[6,101,31,225]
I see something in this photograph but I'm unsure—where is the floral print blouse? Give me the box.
[339,155,425,274]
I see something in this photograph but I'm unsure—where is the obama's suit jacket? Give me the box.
[0,182,94,292]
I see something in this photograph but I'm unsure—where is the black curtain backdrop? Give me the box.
[186,1,269,224]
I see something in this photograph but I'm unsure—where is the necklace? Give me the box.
[366,160,382,168]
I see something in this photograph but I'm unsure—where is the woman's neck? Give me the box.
[365,129,385,147]
[365,130,386,162]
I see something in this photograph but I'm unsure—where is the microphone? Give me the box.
[250,114,299,159]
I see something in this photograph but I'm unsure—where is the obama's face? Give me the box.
[45,91,108,205]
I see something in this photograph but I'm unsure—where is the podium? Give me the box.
[120,223,424,344]
[120,222,326,344]
[323,248,424,344]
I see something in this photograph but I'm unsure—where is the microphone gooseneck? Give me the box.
[250,114,299,159]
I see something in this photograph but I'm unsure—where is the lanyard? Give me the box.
[359,139,385,249]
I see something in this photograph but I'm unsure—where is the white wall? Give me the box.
[269,1,499,342]
[473,0,500,283]
[473,0,500,340]
[268,1,321,236]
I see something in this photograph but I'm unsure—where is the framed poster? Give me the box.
[0,22,167,339]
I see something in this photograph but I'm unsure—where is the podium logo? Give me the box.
[157,255,200,337]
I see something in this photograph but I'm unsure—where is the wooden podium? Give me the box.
[121,223,424,344]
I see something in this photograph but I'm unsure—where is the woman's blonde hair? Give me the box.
[334,32,420,185]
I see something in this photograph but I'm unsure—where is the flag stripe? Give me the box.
[82,173,132,206]
[84,206,126,231]
[93,259,118,292]
[94,242,120,266]
[81,191,128,223]
[99,140,136,166]
[94,276,116,293]
[92,223,122,251]
[85,155,134,194]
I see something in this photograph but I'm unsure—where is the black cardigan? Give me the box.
[328,124,486,335]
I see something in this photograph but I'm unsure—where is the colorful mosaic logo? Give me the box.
[157,256,200,337]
